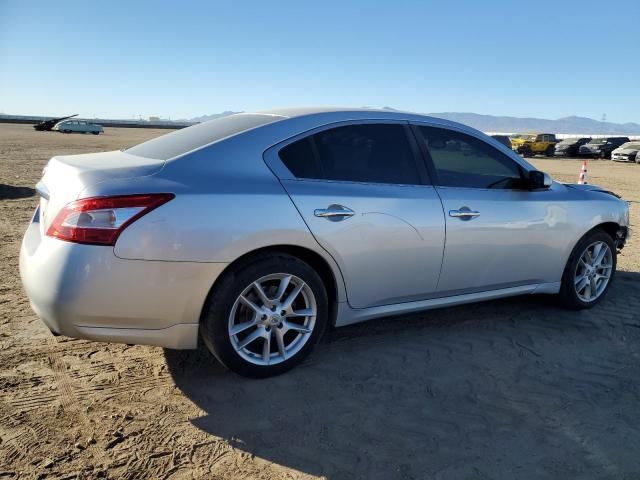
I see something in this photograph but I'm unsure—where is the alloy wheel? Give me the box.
[574,241,613,302]
[228,273,317,366]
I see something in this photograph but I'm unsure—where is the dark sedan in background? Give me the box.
[579,137,630,159]
[554,137,591,157]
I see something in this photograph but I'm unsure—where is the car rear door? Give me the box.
[412,124,565,295]
[265,121,446,309]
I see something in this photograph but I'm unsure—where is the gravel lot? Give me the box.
[1,123,639,480]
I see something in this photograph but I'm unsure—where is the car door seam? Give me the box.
[432,186,447,291]
[272,177,352,306]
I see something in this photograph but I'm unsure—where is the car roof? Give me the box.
[255,106,475,131]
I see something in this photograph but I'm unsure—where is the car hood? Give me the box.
[563,182,623,199]
[564,183,605,191]
[612,147,638,154]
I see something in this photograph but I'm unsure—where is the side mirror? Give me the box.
[528,170,552,189]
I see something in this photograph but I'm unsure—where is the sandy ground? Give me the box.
[1,123,639,479]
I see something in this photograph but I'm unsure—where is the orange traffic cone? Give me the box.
[578,161,588,184]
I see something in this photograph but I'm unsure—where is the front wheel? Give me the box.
[558,230,616,309]
[201,253,328,378]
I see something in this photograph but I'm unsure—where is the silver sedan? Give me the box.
[20,108,630,377]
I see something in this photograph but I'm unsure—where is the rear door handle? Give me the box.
[314,204,355,221]
[449,208,480,219]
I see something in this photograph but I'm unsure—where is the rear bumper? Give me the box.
[19,221,228,349]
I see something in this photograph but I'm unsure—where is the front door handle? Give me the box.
[449,208,480,219]
[314,204,355,221]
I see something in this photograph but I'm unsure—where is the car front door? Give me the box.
[265,121,446,309]
[412,124,565,295]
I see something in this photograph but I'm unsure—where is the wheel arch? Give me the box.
[593,221,622,242]
[199,244,344,327]
[560,221,623,276]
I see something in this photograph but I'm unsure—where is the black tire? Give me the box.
[200,253,328,378]
[545,145,555,157]
[558,229,616,310]
[519,145,532,157]
[599,150,608,159]
[92,131,100,135]
[63,129,72,134]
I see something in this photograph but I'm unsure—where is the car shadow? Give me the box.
[165,272,640,478]
[0,184,36,200]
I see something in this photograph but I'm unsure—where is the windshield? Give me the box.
[126,113,284,160]
[558,138,580,145]
[620,142,640,149]
[511,134,535,140]
[588,138,606,144]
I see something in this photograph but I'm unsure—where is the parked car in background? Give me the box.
[554,137,591,157]
[511,133,558,157]
[611,141,640,163]
[490,134,512,149]
[20,108,629,377]
[53,120,104,135]
[579,137,630,159]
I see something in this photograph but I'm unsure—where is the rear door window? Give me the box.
[278,124,422,185]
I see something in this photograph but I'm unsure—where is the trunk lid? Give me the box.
[36,150,164,231]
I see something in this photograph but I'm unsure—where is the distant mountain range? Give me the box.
[187,110,640,135]
[426,112,640,135]
[187,111,241,123]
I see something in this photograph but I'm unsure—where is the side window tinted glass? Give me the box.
[418,126,523,189]
[278,137,320,179]
[279,124,421,185]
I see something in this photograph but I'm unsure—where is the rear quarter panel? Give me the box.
[86,125,348,301]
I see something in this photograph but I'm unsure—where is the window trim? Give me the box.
[409,122,531,191]
[264,120,432,187]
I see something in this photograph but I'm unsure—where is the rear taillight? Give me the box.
[47,193,174,246]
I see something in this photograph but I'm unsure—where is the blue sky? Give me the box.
[1,0,639,122]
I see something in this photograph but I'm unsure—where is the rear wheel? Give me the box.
[558,230,616,309]
[545,145,555,157]
[599,151,608,159]
[201,253,328,378]
[92,131,100,135]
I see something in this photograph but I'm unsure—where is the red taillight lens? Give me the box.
[47,193,174,246]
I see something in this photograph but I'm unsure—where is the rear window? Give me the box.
[127,113,283,160]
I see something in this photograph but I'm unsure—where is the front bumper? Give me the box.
[616,226,629,250]
[19,221,228,349]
